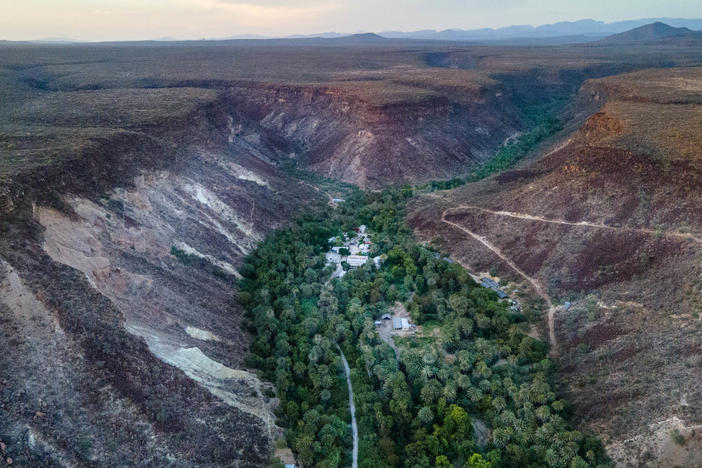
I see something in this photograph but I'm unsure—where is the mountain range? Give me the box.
[597,21,702,44]
[14,17,702,44]
[379,17,702,42]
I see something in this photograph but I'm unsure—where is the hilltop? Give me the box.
[598,21,702,44]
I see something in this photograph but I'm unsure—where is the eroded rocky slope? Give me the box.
[0,79,326,464]
[409,68,702,467]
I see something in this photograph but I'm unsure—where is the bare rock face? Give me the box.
[226,82,522,188]
[0,185,19,215]
[0,114,323,466]
[33,149,289,437]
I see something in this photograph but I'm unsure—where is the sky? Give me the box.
[2,0,702,41]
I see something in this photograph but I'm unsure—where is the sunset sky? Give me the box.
[3,0,702,41]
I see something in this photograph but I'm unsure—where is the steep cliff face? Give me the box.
[408,68,702,467]
[0,87,326,465]
[226,80,523,187]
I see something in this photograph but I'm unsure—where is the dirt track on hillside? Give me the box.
[441,208,559,354]
[449,205,702,244]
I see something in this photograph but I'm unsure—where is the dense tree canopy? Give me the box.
[240,187,610,468]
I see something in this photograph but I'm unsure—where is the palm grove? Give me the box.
[238,187,610,468]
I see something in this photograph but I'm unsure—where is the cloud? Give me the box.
[213,0,323,5]
[173,0,338,28]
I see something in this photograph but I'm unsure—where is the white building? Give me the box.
[401,318,410,330]
[358,225,367,234]
[346,255,368,267]
[373,256,382,269]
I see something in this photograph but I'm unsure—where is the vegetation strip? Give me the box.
[241,187,609,467]
[422,106,564,192]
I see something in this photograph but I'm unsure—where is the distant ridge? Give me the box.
[341,33,385,40]
[598,22,702,44]
[5,17,702,45]
[379,17,702,43]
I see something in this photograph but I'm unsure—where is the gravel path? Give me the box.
[338,347,358,468]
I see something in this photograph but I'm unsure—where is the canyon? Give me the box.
[1,36,702,466]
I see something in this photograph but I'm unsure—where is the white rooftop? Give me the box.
[347,255,368,267]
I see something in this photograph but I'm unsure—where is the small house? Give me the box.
[373,256,382,269]
[401,318,410,330]
[480,277,508,299]
[332,198,345,203]
[381,313,392,320]
[358,225,367,234]
[346,255,368,267]
[480,277,499,289]
[392,318,403,330]
[374,320,383,327]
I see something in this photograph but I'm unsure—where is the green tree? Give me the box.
[418,406,434,425]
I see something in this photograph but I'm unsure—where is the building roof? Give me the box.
[480,277,508,299]
[393,318,402,329]
[346,255,368,267]
[495,289,508,299]
[381,313,392,320]
[480,277,499,289]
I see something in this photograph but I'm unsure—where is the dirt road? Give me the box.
[439,199,702,354]
[338,347,358,468]
[441,208,559,354]
[451,204,702,244]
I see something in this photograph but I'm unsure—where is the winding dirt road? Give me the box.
[450,204,702,244]
[440,202,702,353]
[441,208,559,354]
